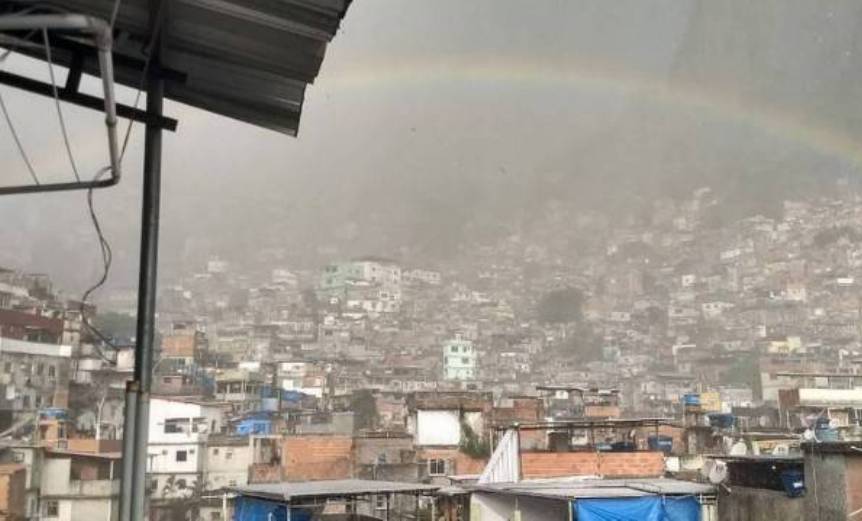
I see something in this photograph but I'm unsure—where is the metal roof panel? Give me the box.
[8,0,352,134]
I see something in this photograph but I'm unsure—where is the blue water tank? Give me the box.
[610,441,636,452]
[780,470,805,497]
[648,435,673,453]
[707,413,735,429]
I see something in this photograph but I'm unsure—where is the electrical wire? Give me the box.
[42,28,80,182]
[0,6,46,186]
[0,0,161,365]
[77,0,168,366]
[0,89,39,184]
[0,24,40,186]
[79,167,119,365]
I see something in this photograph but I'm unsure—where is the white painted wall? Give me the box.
[41,458,71,495]
[148,443,201,474]
[205,444,251,490]
[149,398,223,444]
[416,410,460,446]
[471,492,569,521]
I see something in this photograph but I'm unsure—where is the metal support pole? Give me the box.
[123,2,166,520]
[119,382,137,521]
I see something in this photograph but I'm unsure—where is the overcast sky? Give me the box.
[2,0,861,297]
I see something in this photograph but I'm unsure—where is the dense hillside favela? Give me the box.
[2,188,862,520]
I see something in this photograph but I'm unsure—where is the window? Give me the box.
[428,459,446,476]
[461,358,470,364]
[225,450,233,460]
[165,418,190,434]
[211,512,222,521]
[47,365,55,377]
[176,450,188,462]
[44,500,59,518]
[212,448,220,456]
[36,363,43,376]
[3,362,10,373]
[375,494,389,510]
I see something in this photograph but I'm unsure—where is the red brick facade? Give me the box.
[522,451,665,479]
[417,448,488,476]
[282,435,354,481]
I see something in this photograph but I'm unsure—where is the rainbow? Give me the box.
[325,55,862,167]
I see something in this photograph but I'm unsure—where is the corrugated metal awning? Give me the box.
[5,0,352,135]
[231,479,440,501]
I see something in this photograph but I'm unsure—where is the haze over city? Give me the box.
[2,2,862,521]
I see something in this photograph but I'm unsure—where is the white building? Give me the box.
[39,450,120,521]
[147,397,225,501]
[320,258,402,311]
[403,268,442,286]
[443,335,477,381]
[276,362,326,398]
[204,437,251,491]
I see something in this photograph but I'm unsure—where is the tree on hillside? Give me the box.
[536,287,584,324]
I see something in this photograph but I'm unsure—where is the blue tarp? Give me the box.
[574,496,701,521]
[664,496,701,521]
[235,419,272,436]
[233,497,313,521]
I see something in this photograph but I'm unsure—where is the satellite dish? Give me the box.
[708,460,728,484]
[729,441,748,456]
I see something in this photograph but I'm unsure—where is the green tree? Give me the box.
[536,287,584,324]
[94,312,136,340]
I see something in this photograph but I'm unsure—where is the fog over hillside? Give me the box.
[2,0,861,293]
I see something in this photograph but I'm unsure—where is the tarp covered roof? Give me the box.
[471,477,715,500]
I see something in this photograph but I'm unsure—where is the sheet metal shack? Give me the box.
[470,477,716,521]
[230,479,438,521]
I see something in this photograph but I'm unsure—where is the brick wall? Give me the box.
[248,463,284,484]
[417,448,487,475]
[0,464,26,521]
[846,455,862,518]
[66,438,122,454]
[583,405,621,419]
[282,435,354,481]
[521,451,665,479]
[161,334,196,358]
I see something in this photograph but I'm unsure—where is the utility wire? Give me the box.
[78,0,169,366]
[0,0,162,365]
[0,90,39,184]
[42,28,81,182]
[80,167,118,365]
[0,8,41,185]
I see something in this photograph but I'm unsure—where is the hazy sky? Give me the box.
[1,0,861,296]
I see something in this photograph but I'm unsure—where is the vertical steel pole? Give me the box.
[119,382,137,521]
[127,1,165,520]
